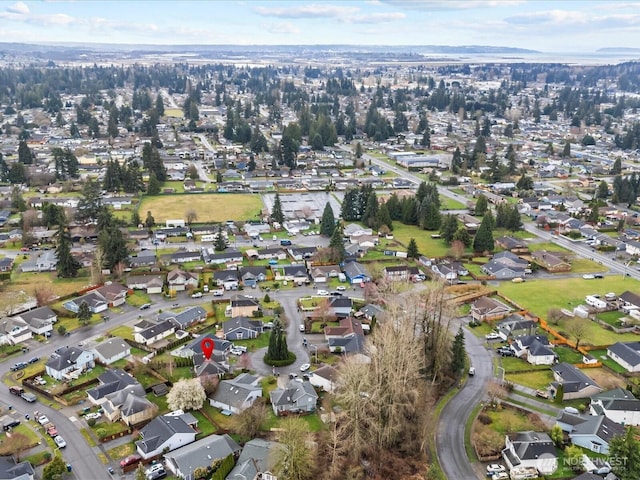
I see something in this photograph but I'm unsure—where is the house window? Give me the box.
[591,442,601,452]
[237,332,243,340]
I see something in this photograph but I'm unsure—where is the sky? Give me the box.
[0,1,639,53]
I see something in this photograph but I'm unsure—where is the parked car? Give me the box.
[485,332,501,340]
[54,435,66,448]
[21,392,37,403]
[9,386,24,395]
[582,274,595,280]
[300,363,311,372]
[191,292,203,298]
[37,415,50,425]
[497,347,515,357]
[535,389,550,399]
[27,357,39,364]
[10,362,27,371]
[594,274,604,279]
[280,239,292,246]
[120,454,141,468]
[299,324,305,332]
[486,464,506,475]
[3,419,20,431]
[491,473,509,480]
[468,367,475,376]
[145,464,165,476]
[335,285,346,291]
[317,290,329,296]
[139,303,151,310]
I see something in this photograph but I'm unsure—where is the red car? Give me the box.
[120,454,141,468]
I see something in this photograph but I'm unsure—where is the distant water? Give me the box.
[425,52,640,65]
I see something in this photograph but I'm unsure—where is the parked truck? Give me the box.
[510,466,539,480]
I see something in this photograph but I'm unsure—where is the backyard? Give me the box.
[138,193,263,223]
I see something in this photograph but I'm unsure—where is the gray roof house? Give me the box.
[343,261,370,284]
[16,306,56,336]
[91,336,131,365]
[223,316,264,340]
[569,414,624,455]
[238,266,267,286]
[159,306,207,330]
[213,269,240,289]
[0,456,35,480]
[126,274,164,295]
[551,363,602,400]
[133,319,176,346]
[270,379,318,416]
[589,388,640,427]
[63,290,108,314]
[175,334,231,359]
[496,315,537,340]
[607,342,640,373]
[208,373,263,414]
[502,431,558,475]
[19,250,57,272]
[225,438,282,480]
[165,434,241,480]
[45,347,95,381]
[136,413,197,459]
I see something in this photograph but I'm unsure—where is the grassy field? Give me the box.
[164,108,184,118]
[390,223,455,257]
[505,370,554,390]
[138,193,263,223]
[441,197,466,210]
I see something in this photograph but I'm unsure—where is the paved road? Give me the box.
[436,324,493,480]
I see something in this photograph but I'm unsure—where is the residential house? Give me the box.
[589,388,640,426]
[213,270,240,290]
[135,413,197,459]
[133,319,176,346]
[96,282,129,307]
[91,337,131,365]
[230,295,261,318]
[238,266,267,287]
[126,275,164,295]
[223,316,264,340]
[0,257,13,272]
[343,261,370,284]
[193,352,229,378]
[618,291,640,311]
[19,250,57,272]
[430,263,458,283]
[502,431,558,475]
[167,269,199,292]
[225,438,282,480]
[359,303,385,322]
[15,306,56,337]
[531,250,571,272]
[270,379,319,416]
[168,251,203,265]
[328,296,353,318]
[607,342,640,373]
[383,265,411,281]
[496,236,529,253]
[309,264,341,284]
[288,246,317,261]
[0,456,35,480]
[159,306,207,330]
[208,373,263,414]
[343,224,372,238]
[175,334,231,359]
[280,265,309,285]
[45,347,95,380]
[569,415,624,454]
[257,247,288,260]
[308,365,338,393]
[165,434,241,480]
[63,290,108,314]
[324,317,365,354]
[0,317,32,345]
[201,248,243,266]
[470,297,513,322]
[128,250,157,268]
[551,363,602,400]
[481,260,526,280]
[496,315,538,340]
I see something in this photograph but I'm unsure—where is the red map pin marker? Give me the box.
[201,338,214,361]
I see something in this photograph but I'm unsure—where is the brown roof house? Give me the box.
[230,295,261,318]
[531,250,571,272]
[167,269,199,292]
[471,297,513,322]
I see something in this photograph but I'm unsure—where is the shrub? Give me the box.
[263,294,271,303]
[57,325,66,336]
[96,428,107,439]
[87,418,96,427]
[477,413,492,425]
[263,352,296,367]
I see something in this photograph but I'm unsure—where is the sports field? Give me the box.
[138,194,264,223]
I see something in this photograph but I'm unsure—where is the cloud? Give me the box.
[379,0,525,10]
[262,21,301,35]
[504,9,640,30]
[254,3,359,19]
[349,12,406,24]
[6,1,29,14]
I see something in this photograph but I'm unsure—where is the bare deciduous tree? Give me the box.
[568,320,587,349]
[185,209,198,225]
[91,246,105,285]
[276,417,316,480]
[448,239,465,260]
[547,308,564,326]
[33,284,55,307]
[234,400,268,439]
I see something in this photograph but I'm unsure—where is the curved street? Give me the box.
[436,324,493,480]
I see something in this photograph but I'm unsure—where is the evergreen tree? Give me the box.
[77,301,92,325]
[596,180,609,199]
[147,171,160,195]
[407,238,419,259]
[385,194,402,220]
[155,94,165,117]
[401,197,418,225]
[215,224,227,251]
[144,211,155,229]
[76,178,102,223]
[319,202,335,237]
[516,174,534,191]
[10,186,26,212]
[611,157,622,175]
[271,193,284,224]
[376,203,393,231]
[362,192,380,229]
[440,214,458,244]
[609,427,640,480]
[355,142,363,159]
[99,227,129,271]
[420,200,441,230]
[43,455,67,480]
[451,146,463,173]
[506,204,523,232]
[18,139,33,164]
[216,170,223,183]
[130,210,141,227]
[562,141,571,158]
[473,213,495,252]
[265,318,290,362]
[475,194,488,216]
[329,223,345,263]
[452,226,472,247]
[56,223,81,278]
[450,327,466,375]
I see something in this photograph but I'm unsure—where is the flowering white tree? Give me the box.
[167,378,206,411]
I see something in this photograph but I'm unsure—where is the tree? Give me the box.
[564,444,584,472]
[473,213,495,252]
[271,193,284,224]
[185,209,198,225]
[130,210,141,228]
[134,463,146,480]
[18,139,33,164]
[56,223,81,278]
[43,454,67,480]
[407,238,419,259]
[11,186,26,212]
[568,320,587,350]
[144,211,155,229]
[234,401,268,439]
[440,214,458,244]
[214,224,227,252]
[611,157,622,175]
[452,227,472,248]
[355,141,363,159]
[420,200,441,230]
[516,174,534,191]
[475,194,488,216]
[450,327,466,376]
[555,383,564,403]
[609,426,640,480]
[550,424,564,448]
[562,141,571,158]
[362,192,380,229]
[265,317,290,362]
[319,202,335,237]
[33,284,55,307]
[596,180,609,199]
[76,178,102,223]
[77,301,92,325]
[276,417,316,480]
[147,171,160,195]
[167,378,206,411]
[328,222,345,263]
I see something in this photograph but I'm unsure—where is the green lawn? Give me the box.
[500,356,550,373]
[440,197,466,210]
[554,346,584,364]
[528,242,571,253]
[390,223,455,257]
[569,258,608,274]
[138,193,263,223]
[589,349,628,373]
[505,370,554,390]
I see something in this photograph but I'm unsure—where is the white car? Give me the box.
[54,435,66,448]
[37,415,49,425]
[146,464,165,475]
[491,473,509,480]
[191,292,203,298]
[299,324,305,332]
[317,290,330,296]
[487,464,506,474]
[85,412,102,420]
[582,274,595,280]
[300,363,311,372]
[335,285,346,291]
[485,332,501,340]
